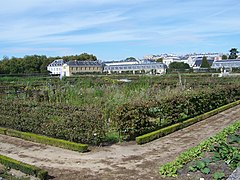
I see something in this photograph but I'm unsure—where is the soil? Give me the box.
[0,105,240,180]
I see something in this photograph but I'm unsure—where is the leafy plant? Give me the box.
[228,134,240,144]
[210,142,240,169]
[159,120,240,177]
[213,172,225,180]
[188,160,211,174]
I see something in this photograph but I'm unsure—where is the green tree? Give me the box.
[125,57,136,61]
[63,53,97,61]
[0,53,98,74]
[169,62,190,70]
[229,48,239,59]
[156,58,163,62]
[200,56,210,68]
[222,54,228,60]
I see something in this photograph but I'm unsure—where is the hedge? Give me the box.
[0,154,48,179]
[0,99,106,145]
[115,85,240,140]
[0,128,88,153]
[159,120,240,177]
[136,99,240,144]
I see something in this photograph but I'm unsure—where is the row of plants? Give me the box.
[136,99,240,144]
[0,154,48,180]
[1,83,240,144]
[0,127,88,152]
[1,75,240,145]
[0,99,107,145]
[114,85,240,139]
[159,120,240,178]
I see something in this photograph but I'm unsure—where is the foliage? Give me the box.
[62,53,97,61]
[125,57,136,61]
[0,127,88,152]
[213,172,225,180]
[156,58,163,62]
[136,99,240,144]
[210,142,240,169]
[229,48,239,59]
[0,53,97,74]
[115,85,240,139]
[0,99,106,145]
[168,62,190,70]
[0,154,48,180]
[159,120,240,177]
[228,134,240,144]
[189,159,211,174]
[222,54,228,60]
[2,75,240,145]
[200,56,211,68]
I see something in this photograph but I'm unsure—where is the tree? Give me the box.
[0,53,98,74]
[229,48,239,59]
[222,54,228,60]
[156,58,163,62]
[125,57,136,61]
[200,56,210,68]
[62,53,97,61]
[169,62,190,70]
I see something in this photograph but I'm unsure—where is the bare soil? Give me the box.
[0,105,240,180]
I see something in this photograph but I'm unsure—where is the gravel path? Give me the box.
[0,105,240,180]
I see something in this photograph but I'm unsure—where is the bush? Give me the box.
[0,127,88,152]
[136,99,240,144]
[0,99,106,145]
[115,85,240,139]
[0,154,48,179]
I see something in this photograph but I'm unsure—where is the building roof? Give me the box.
[193,59,214,67]
[103,62,166,71]
[66,60,102,67]
[212,59,240,68]
[48,59,64,67]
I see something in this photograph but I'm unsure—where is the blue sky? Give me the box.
[0,0,240,60]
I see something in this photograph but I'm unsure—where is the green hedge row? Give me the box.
[0,128,88,153]
[115,85,240,140]
[136,99,240,144]
[0,99,106,145]
[0,154,48,179]
[159,120,240,177]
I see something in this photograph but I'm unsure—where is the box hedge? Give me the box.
[0,154,48,179]
[0,128,88,152]
[136,99,240,144]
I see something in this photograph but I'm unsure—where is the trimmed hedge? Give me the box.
[115,85,240,140]
[0,99,106,145]
[136,99,240,144]
[159,120,240,177]
[0,154,48,179]
[0,128,88,153]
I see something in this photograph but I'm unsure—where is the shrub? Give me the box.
[0,127,88,152]
[115,85,240,139]
[0,154,48,180]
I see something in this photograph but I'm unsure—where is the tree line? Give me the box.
[0,53,97,74]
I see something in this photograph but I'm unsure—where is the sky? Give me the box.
[0,0,240,61]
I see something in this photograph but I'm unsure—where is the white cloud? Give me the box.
[0,0,240,58]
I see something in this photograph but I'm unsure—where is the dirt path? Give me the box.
[0,105,240,180]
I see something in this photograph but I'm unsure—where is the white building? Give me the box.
[47,59,64,75]
[103,60,166,74]
[211,60,240,69]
